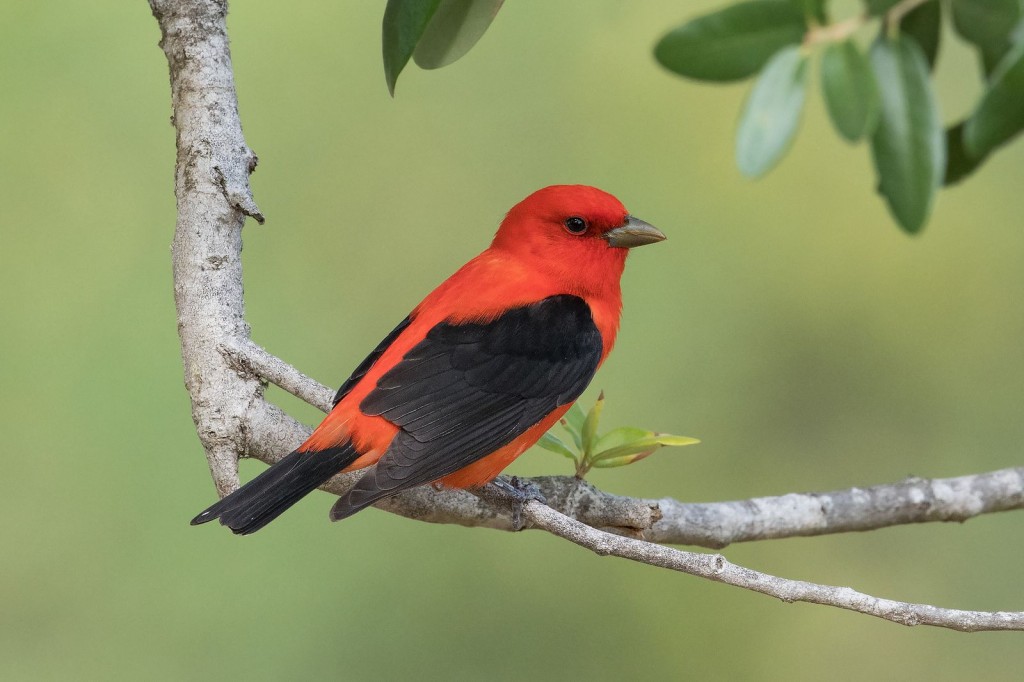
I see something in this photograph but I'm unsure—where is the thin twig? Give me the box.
[803,13,867,48]
[886,0,934,35]
[221,339,334,412]
[800,0,936,48]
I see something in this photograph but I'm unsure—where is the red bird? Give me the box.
[192,185,665,534]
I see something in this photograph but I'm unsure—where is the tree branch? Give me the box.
[648,467,1024,547]
[230,339,1024,545]
[151,0,265,496]
[221,339,334,412]
[522,500,1024,632]
[152,0,1024,632]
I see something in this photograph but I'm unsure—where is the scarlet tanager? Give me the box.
[192,185,665,534]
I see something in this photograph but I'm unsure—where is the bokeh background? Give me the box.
[2,1,1023,679]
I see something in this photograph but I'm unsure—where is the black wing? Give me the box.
[330,294,602,519]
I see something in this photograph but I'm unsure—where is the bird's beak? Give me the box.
[602,216,667,249]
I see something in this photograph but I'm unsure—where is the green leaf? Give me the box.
[561,402,586,449]
[593,426,653,454]
[581,392,605,456]
[654,1,806,82]
[943,121,985,185]
[1014,15,1024,44]
[959,0,1024,41]
[951,0,1024,77]
[864,0,901,15]
[382,0,442,95]
[869,36,945,233]
[901,1,942,70]
[791,0,827,24]
[735,45,809,177]
[591,442,662,464]
[964,41,1024,158]
[591,435,700,464]
[413,0,504,70]
[649,434,702,447]
[821,40,880,142]
[536,431,578,462]
[591,451,659,469]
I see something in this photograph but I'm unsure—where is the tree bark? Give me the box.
[151,0,264,496]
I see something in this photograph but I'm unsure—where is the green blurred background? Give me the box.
[2,1,1022,679]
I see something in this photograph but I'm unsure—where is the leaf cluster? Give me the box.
[381,0,1023,234]
[535,393,699,479]
[655,0,1024,233]
[382,0,505,95]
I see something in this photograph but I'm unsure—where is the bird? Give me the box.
[191,185,666,534]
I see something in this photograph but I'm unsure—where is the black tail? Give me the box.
[190,444,359,535]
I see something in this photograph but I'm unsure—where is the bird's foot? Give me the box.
[481,476,547,531]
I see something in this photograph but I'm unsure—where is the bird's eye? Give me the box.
[564,216,588,235]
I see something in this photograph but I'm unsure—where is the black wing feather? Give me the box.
[331,295,602,520]
[190,444,360,535]
[332,315,412,406]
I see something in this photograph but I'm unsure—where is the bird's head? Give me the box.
[491,185,665,297]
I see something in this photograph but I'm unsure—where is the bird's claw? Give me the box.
[483,476,547,530]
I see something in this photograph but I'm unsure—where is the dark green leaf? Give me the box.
[965,41,1024,158]
[952,0,1023,72]
[790,0,827,23]
[413,0,504,70]
[736,45,809,177]
[382,0,442,95]
[654,1,806,82]
[951,0,1024,77]
[943,122,986,185]
[536,432,578,462]
[865,0,901,16]
[901,1,942,70]
[1014,15,1024,43]
[869,36,945,233]
[821,40,880,141]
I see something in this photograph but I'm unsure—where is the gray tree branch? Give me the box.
[228,340,1024,546]
[151,0,265,496]
[152,0,1024,632]
[523,500,1024,632]
[237,397,1024,632]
